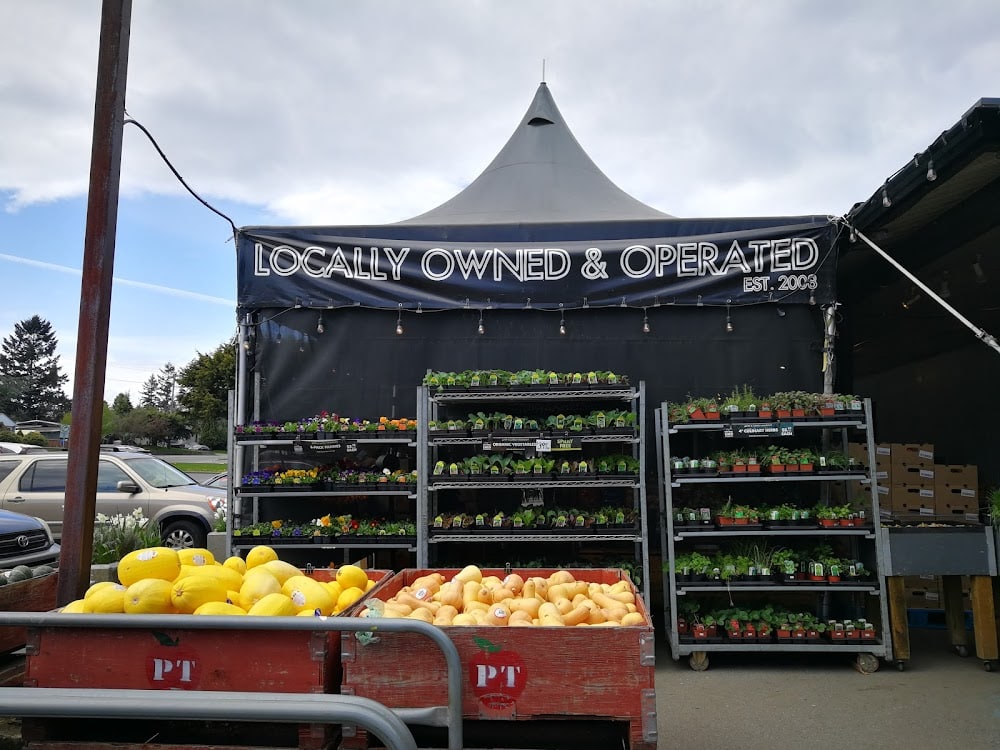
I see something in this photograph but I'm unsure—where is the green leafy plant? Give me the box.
[91,508,162,564]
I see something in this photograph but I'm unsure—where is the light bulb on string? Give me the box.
[395,304,404,336]
[477,310,485,336]
[642,309,650,334]
[725,301,734,334]
[558,303,566,336]
[926,159,937,181]
[882,181,891,208]
[275,329,282,345]
[316,314,325,335]
[973,254,987,283]
[808,291,816,306]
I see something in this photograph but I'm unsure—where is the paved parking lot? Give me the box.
[654,628,1000,749]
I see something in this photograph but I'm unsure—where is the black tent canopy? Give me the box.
[236,83,840,420]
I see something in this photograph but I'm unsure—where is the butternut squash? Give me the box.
[502,573,524,594]
[561,604,591,626]
[453,564,483,584]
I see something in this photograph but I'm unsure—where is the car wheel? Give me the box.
[161,519,206,549]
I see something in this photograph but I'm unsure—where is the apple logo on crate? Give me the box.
[144,632,202,689]
[469,637,527,714]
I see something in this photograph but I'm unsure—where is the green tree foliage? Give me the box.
[177,341,235,448]
[0,315,70,421]
[116,407,186,447]
[111,392,134,415]
[139,363,179,411]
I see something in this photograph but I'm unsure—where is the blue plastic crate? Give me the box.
[907,608,973,630]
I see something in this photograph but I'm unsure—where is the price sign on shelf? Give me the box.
[723,422,795,439]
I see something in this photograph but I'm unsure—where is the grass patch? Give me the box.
[171,462,227,474]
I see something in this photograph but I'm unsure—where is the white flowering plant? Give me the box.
[211,500,227,532]
[92,507,162,564]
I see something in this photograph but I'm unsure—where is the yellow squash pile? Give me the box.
[361,565,645,627]
[61,545,376,616]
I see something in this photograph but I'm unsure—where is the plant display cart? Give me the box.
[656,397,892,672]
[231,430,419,568]
[880,525,998,671]
[415,377,651,606]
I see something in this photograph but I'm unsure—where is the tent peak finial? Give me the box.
[541,58,546,84]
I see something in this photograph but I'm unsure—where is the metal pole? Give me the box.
[0,689,417,750]
[60,0,132,606]
[854,227,1000,355]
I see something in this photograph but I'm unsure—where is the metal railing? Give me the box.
[0,612,463,750]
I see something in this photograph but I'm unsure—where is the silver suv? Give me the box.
[0,451,226,549]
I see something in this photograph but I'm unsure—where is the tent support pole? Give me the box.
[853,227,1000,356]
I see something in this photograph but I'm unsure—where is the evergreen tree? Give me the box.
[111,392,134,415]
[139,374,161,408]
[156,363,178,411]
[0,315,70,421]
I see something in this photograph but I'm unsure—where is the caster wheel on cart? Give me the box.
[984,661,994,672]
[896,661,906,672]
[955,645,969,658]
[856,653,880,674]
[688,652,709,671]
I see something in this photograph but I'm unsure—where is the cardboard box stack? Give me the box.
[846,442,980,523]
[889,443,936,522]
[934,464,980,523]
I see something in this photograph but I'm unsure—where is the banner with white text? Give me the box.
[236,216,841,310]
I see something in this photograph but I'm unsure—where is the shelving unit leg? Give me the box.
[886,576,910,664]
[969,575,998,667]
[941,575,969,656]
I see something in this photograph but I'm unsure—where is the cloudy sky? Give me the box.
[2,0,998,404]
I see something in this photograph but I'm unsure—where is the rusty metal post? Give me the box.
[59,0,132,605]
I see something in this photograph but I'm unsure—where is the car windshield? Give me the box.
[122,457,197,489]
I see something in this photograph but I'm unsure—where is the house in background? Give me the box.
[0,414,15,432]
[15,419,65,447]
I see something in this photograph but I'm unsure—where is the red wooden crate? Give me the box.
[0,571,58,654]
[24,568,391,693]
[340,568,657,750]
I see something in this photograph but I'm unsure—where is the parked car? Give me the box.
[202,472,228,489]
[0,451,226,549]
[0,509,60,569]
[0,442,50,455]
[100,444,151,454]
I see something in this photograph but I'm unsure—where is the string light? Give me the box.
[316,313,325,335]
[620,296,627,308]
[973,253,987,284]
[642,309,650,334]
[275,330,282,345]
[881,181,891,208]
[776,305,786,318]
[395,304,404,335]
[558,303,566,335]
[926,159,937,182]
[809,290,816,306]
[902,287,922,310]
[477,310,485,336]
[696,295,704,307]
[849,227,858,243]
[725,301,734,334]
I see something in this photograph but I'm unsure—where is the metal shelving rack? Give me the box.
[229,435,421,564]
[416,382,651,608]
[655,398,893,671]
